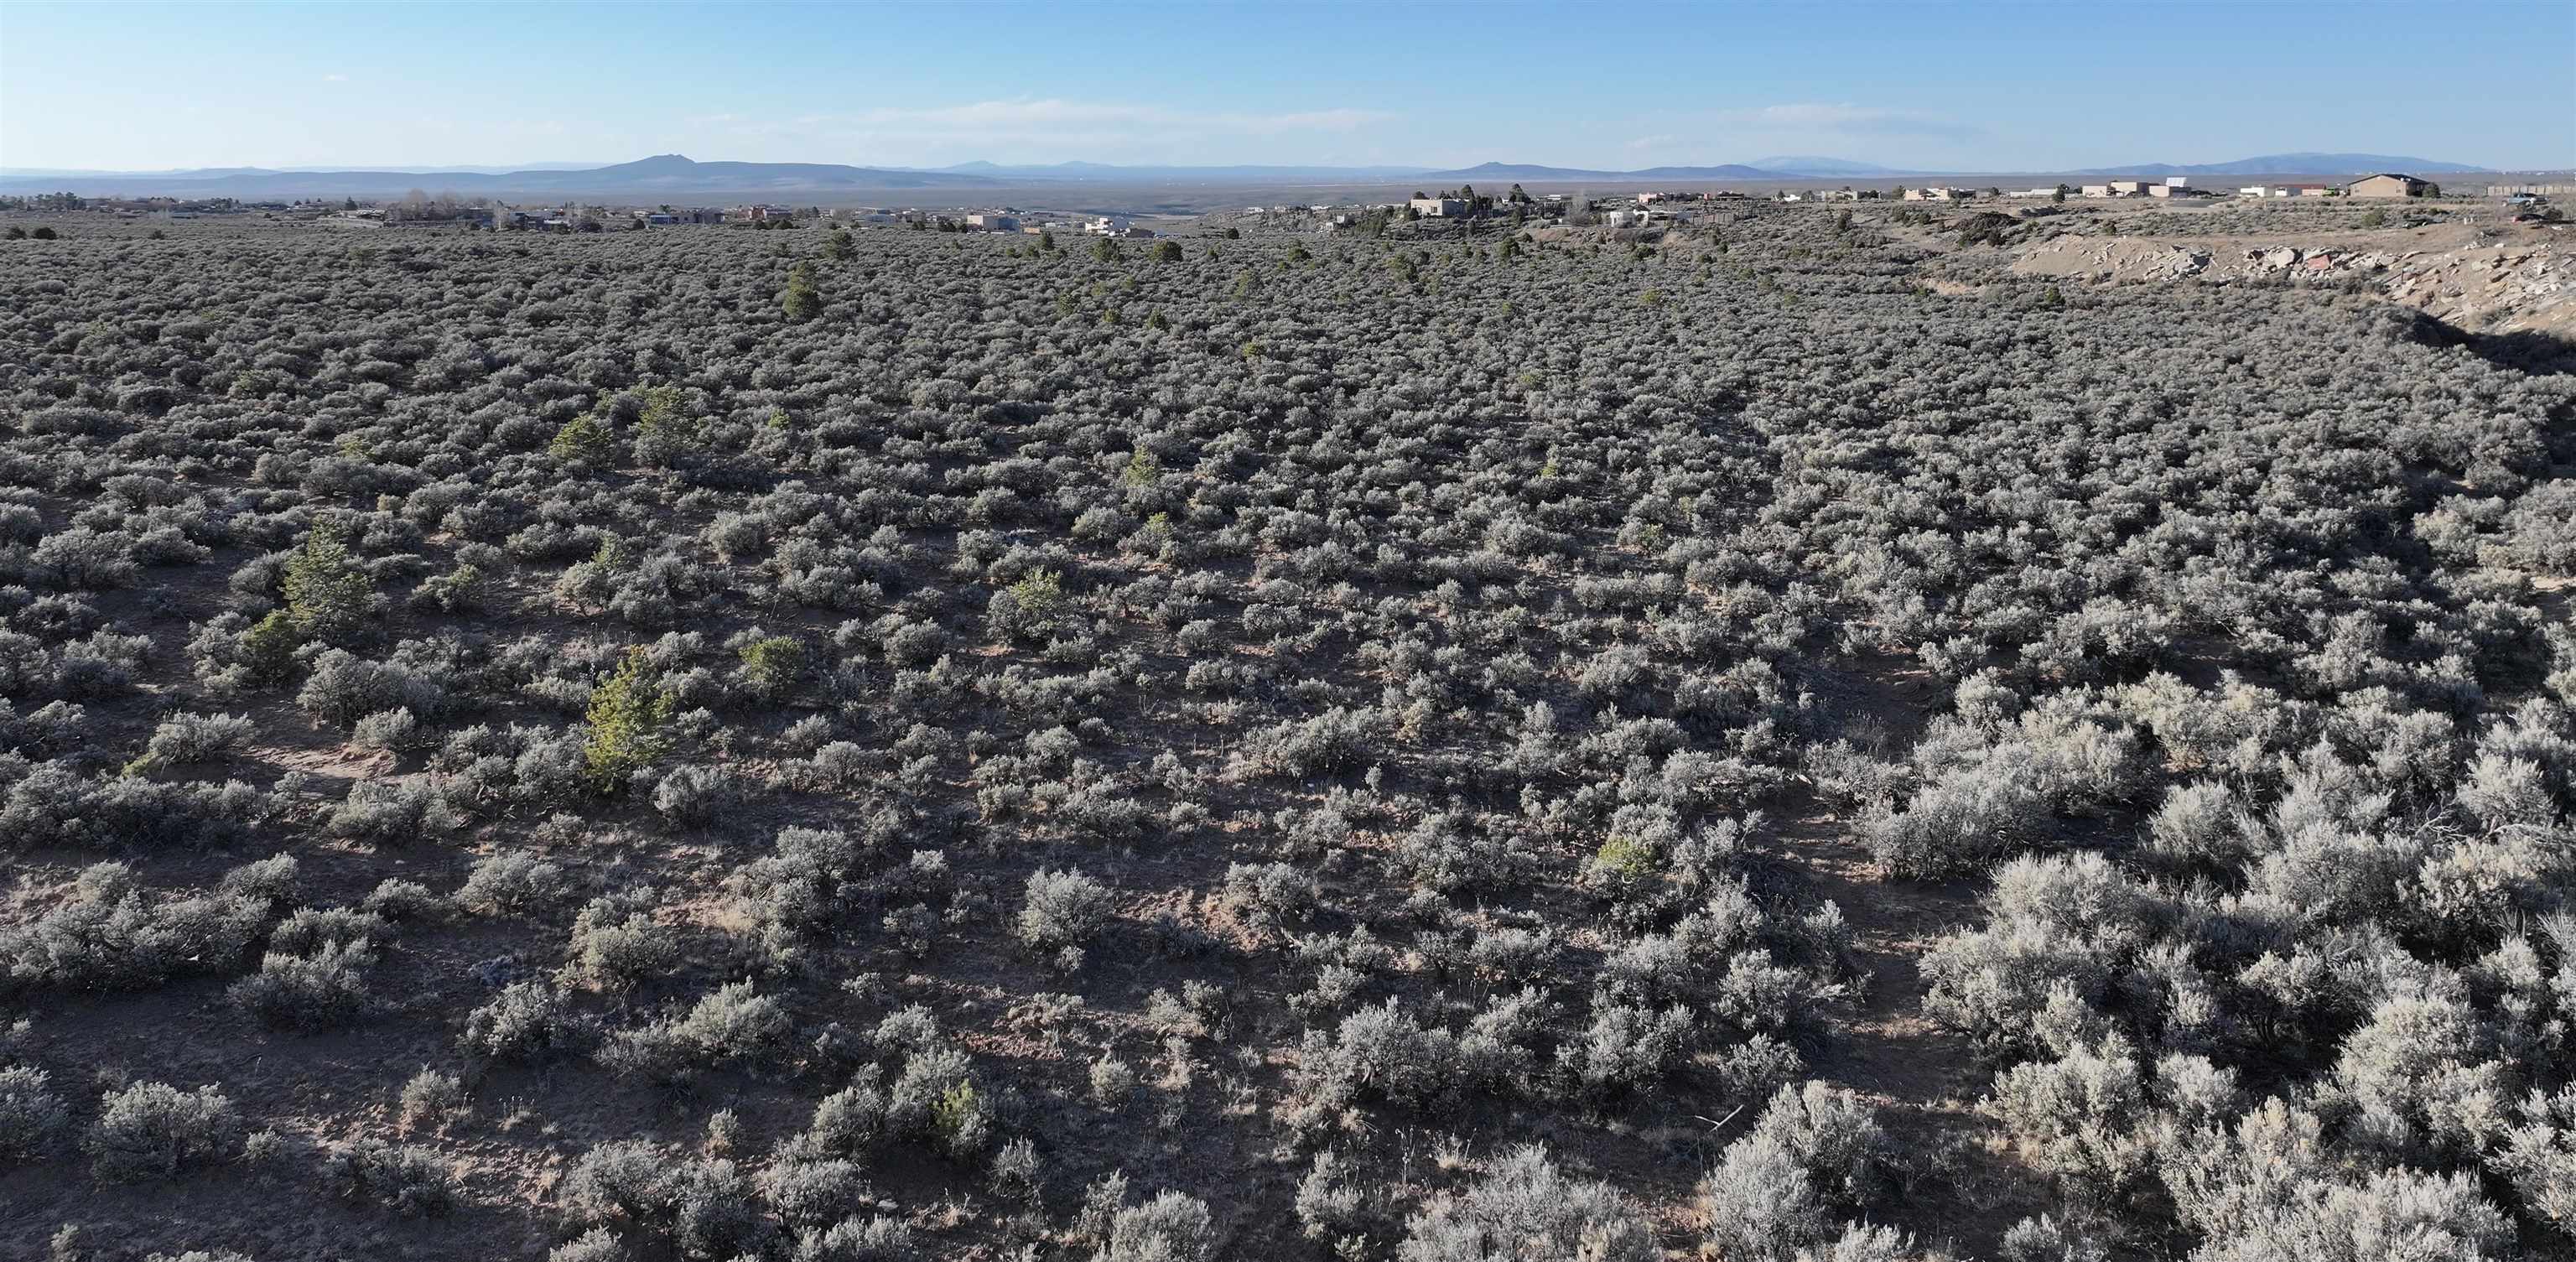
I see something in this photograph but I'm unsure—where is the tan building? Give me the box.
[2345,173,2433,199]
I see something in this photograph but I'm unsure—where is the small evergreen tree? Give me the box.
[240,609,304,682]
[550,408,615,465]
[582,649,673,794]
[737,636,805,700]
[283,525,373,644]
[782,262,823,320]
[631,386,699,467]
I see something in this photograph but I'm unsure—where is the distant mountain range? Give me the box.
[1408,153,2488,182]
[1746,156,1905,176]
[2077,152,2490,177]
[0,163,609,179]
[932,158,1893,182]
[0,151,2501,200]
[1415,161,1770,182]
[935,160,1431,182]
[0,154,996,199]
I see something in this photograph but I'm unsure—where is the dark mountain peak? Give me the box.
[609,153,699,173]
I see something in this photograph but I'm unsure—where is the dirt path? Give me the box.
[1763,803,2044,1252]
[1749,652,2045,1251]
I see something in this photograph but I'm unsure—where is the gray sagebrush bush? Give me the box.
[1222,860,1320,931]
[0,1062,69,1161]
[455,849,569,915]
[561,1141,773,1258]
[548,1228,624,1262]
[559,890,677,991]
[1746,1081,1896,1207]
[348,706,421,753]
[1398,1145,1654,1262]
[296,648,449,727]
[86,1080,242,1180]
[459,980,587,1063]
[229,937,377,1031]
[1017,867,1113,956]
[127,711,255,772]
[319,1138,457,1216]
[397,1067,466,1133]
[760,1156,877,1230]
[1701,1083,1898,1259]
[790,1215,917,1262]
[1919,852,2160,1058]
[1098,1189,1217,1262]
[601,982,790,1081]
[652,762,740,827]
[0,863,271,995]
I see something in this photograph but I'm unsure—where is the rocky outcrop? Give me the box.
[2381,242,2570,338]
[2007,236,2213,281]
[2011,230,2571,340]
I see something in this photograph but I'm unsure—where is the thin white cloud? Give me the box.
[692,96,1394,164]
[1625,135,1675,152]
[323,73,349,83]
[1707,102,1978,139]
[1253,108,1388,135]
[813,99,1387,135]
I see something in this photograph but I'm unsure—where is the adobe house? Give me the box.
[2345,173,2434,199]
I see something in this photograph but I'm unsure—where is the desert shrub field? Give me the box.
[0,208,2570,1261]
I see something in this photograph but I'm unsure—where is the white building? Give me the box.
[1410,197,1467,217]
[965,213,1019,232]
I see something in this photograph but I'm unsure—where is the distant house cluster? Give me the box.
[473,205,723,231]
[2067,178,2197,200]
[2220,174,2439,200]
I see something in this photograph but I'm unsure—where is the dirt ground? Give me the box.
[1997,205,2573,339]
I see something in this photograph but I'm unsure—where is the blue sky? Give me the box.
[3,1,2568,172]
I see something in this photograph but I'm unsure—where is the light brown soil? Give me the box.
[1710,648,2049,1252]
